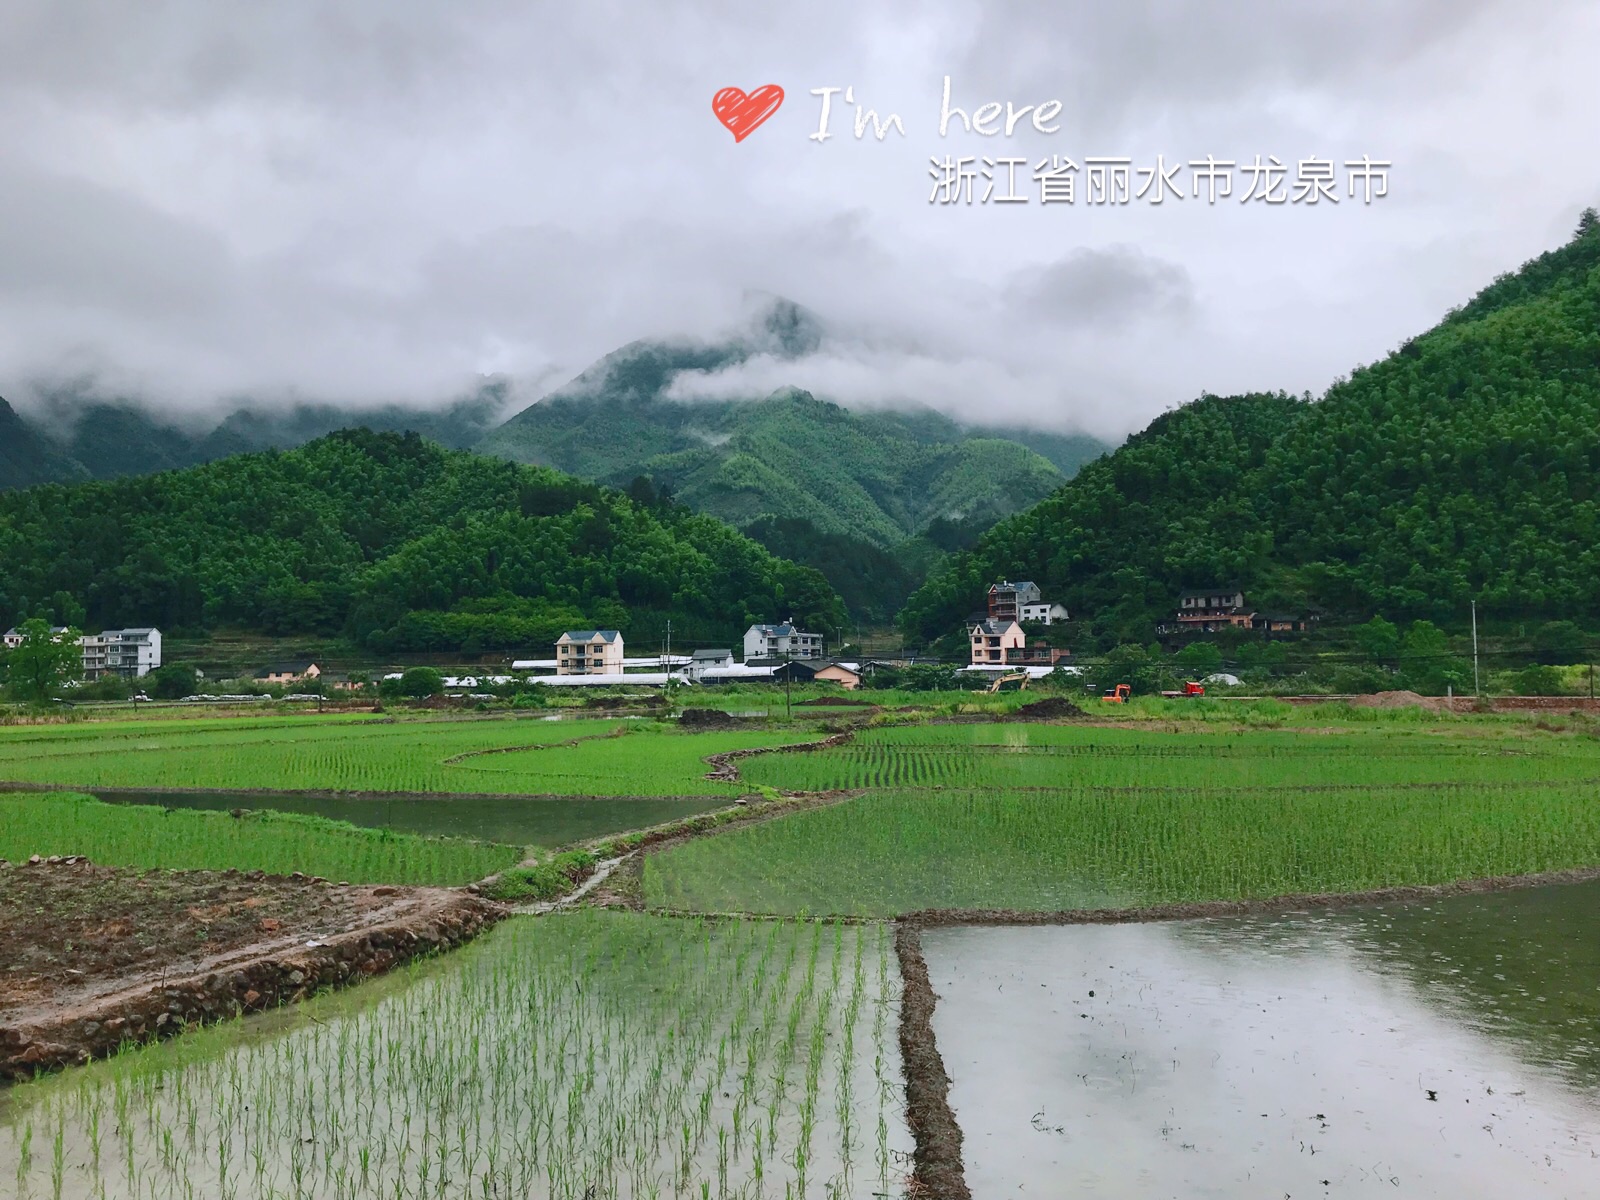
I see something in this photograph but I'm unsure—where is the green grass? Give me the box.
[0,714,818,796]
[5,912,907,1199]
[738,723,1600,792]
[0,792,519,885]
[643,780,1600,916]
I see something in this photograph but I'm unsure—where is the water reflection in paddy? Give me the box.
[924,880,1600,1198]
[89,789,724,847]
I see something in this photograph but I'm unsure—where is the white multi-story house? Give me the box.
[80,628,162,680]
[555,630,625,675]
[743,620,823,662]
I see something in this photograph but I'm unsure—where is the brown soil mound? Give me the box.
[1348,690,1444,710]
[677,707,751,730]
[0,859,504,1079]
[1014,696,1089,720]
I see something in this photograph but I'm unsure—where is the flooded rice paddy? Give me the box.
[2,913,911,1200]
[86,789,724,847]
[923,880,1600,1197]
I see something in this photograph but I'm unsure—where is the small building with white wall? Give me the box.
[556,630,625,675]
[743,620,823,662]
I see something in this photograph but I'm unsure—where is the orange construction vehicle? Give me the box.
[1160,681,1206,699]
[1101,683,1131,703]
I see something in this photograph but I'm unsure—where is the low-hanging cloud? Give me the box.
[0,0,1596,437]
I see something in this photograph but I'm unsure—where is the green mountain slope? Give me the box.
[0,397,89,490]
[0,429,844,652]
[0,389,506,491]
[901,218,1600,646]
[477,307,1106,618]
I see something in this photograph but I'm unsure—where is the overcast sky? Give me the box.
[1,1,1597,438]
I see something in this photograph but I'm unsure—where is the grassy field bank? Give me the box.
[0,792,519,885]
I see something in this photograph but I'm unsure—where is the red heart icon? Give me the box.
[713,85,784,143]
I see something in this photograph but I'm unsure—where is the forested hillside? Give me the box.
[478,305,1105,618]
[0,430,844,653]
[901,216,1600,647]
[0,389,506,490]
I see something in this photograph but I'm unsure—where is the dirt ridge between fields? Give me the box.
[1,885,505,1082]
[894,924,971,1200]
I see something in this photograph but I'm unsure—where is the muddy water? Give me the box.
[924,880,1600,1198]
[87,788,723,846]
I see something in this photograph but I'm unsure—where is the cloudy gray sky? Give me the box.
[1,0,1597,438]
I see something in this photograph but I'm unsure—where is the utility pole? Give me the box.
[1471,600,1480,697]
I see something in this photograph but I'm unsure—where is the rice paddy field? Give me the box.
[0,715,815,796]
[651,720,1600,915]
[5,702,1600,1198]
[0,792,519,886]
[3,912,910,1200]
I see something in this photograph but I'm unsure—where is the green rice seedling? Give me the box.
[644,777,1600,917]
[0,792,519,884]
[738,722,1600,794]
[2,912,910,1199]
[0,713,820,798]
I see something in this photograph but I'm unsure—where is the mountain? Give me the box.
[0,396,90,489]
[477,304,1106,617]
[0,429,844,653]
[900,217,1600,647]
[0,387,508,490]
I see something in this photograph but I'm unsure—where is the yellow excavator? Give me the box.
[987,670,1030,694]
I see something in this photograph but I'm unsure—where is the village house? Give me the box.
[254,661,321,685]
[685,648,735,681]
[1173,587,1255,633]
[1166,589,1313,636]
[2,625,70,650]
[555,630,625,675]
[989,580,1068,625]
[743,620,823,662]
[969,618,1025,665]
[769,659,863,689]
[80,628,163,680]
[986,580,1039,623]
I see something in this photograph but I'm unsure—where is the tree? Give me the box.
[398,666,444,699]
[144,662,199,700]
[1088,643,1167,696]
[1532,620,1588,666]
[899,663,963,692]
[1399,620,1469,695]
[3,619,81,700]
[1511,664,1565,696]
[1174,641,1223,678]
[1352,616,1400,666]
[1576,206,1599,241]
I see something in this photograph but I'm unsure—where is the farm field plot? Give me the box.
[0,792,519,885]
[736,722,1600,792]
[643,780,1600,916]
[3,911,911,1200]
[924,881,1600,1196]
[91,788,726,847]
[0,715,815,797]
